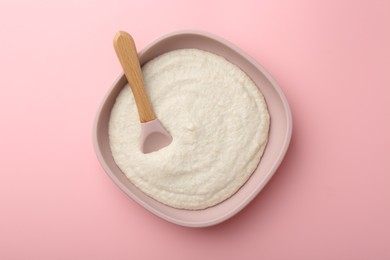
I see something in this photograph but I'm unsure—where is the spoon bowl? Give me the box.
[140,119,172,153]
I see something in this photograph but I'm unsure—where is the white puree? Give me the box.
[109,49,270,210]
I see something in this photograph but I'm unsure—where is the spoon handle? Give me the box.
[114,31,156,123]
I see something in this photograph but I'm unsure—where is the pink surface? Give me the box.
[0,0,389,259]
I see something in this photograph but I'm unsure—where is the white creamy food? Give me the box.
[109,49,270,210]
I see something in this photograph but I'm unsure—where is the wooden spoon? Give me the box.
[113,31,172,153]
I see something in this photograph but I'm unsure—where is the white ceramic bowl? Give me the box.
[93,30,292,227]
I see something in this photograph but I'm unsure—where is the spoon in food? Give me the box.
[113,31,172,153]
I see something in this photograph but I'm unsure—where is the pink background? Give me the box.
[0,0,389,259]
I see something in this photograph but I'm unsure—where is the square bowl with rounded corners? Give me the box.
[93,30,292,228]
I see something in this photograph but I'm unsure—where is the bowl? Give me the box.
[93,30,292,227]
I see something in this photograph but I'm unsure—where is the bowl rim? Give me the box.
[93,30,293,227]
